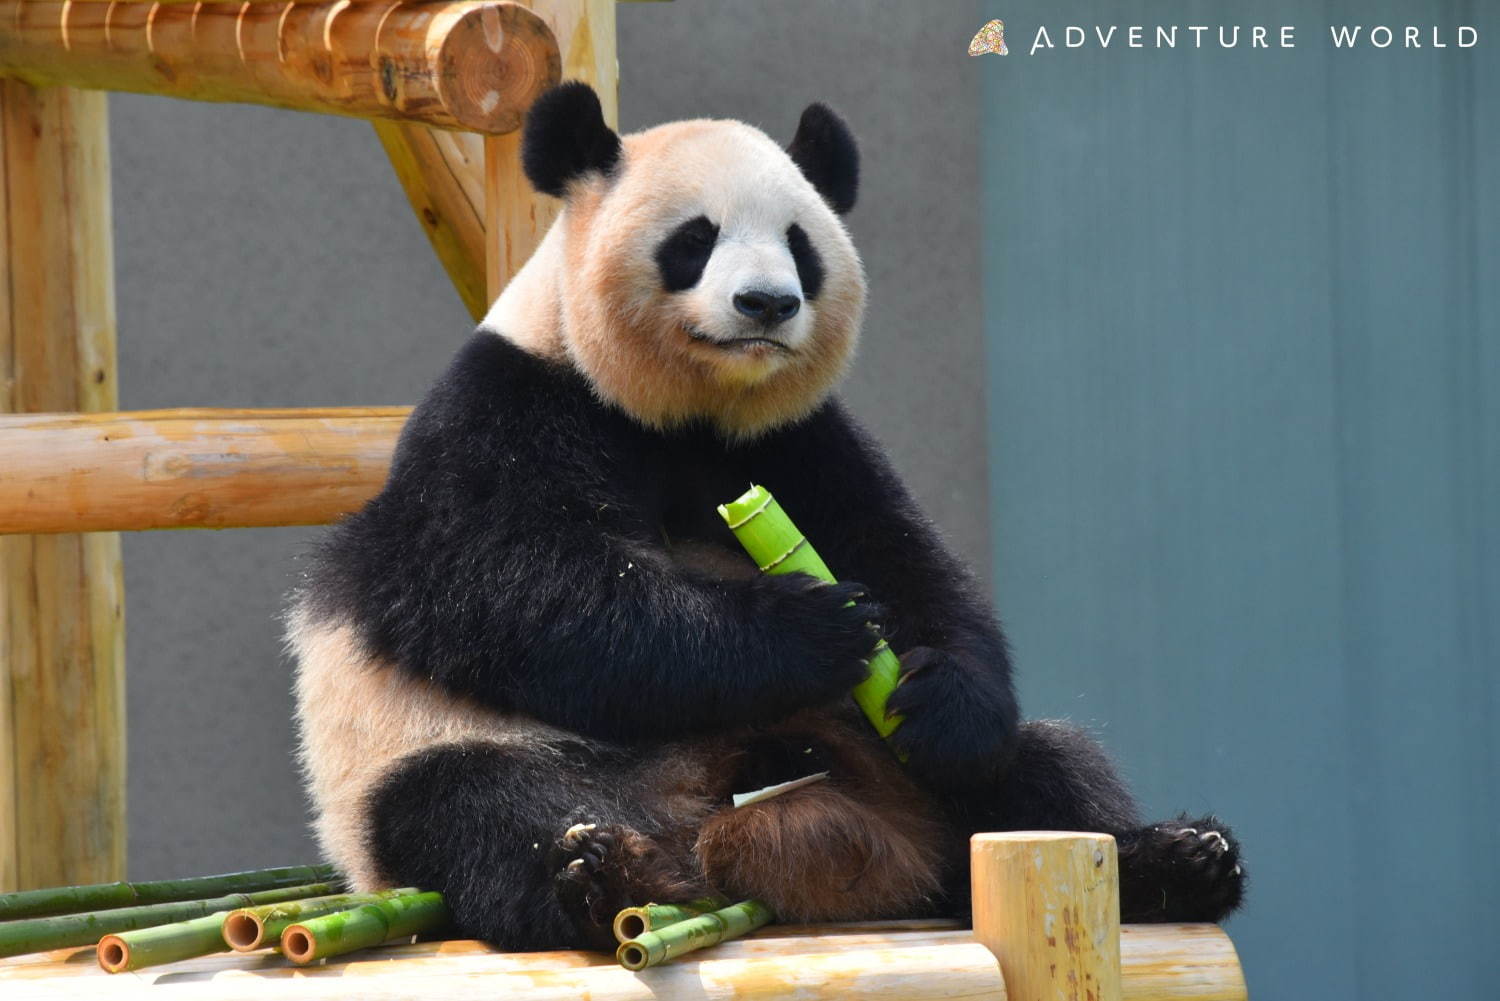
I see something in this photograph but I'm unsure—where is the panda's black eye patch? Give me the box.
[786,224,824,300]
[655,216,719,292]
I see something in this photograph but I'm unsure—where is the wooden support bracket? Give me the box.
[0,1,561,134]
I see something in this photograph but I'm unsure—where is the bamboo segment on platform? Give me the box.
[971,831,1123,1001]
[485,0,617,298]
[0,882,337,957]
[0,1,561,134]
[0,408,409,534]
[96,912,232,973]
[280,891,449,964]
[222,888,418,952]
[0,864,339,920]
[374,123,489,320]
[0,79,123,893]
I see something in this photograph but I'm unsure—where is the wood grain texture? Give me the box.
[0,1,560,134]
[0,408,411,534]
[0,80,124,892]
[971,832,1122,1001]
[373,123,488,320]
[485,0,617,299]
[0,919,1246,1000]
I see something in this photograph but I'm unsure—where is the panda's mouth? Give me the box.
[685,325,794,355]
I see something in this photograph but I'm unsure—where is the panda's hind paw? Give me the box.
[1117,814,1245,923]
[549,819,700,950]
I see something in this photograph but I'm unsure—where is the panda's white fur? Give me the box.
[292,114,864,895]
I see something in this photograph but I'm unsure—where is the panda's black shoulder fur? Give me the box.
[305,332,1015,761]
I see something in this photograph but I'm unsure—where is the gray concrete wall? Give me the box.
[115,0,987,877]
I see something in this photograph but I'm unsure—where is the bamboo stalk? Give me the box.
[611,898,723,944]
[0,882,338,958]
[96,911,231,973]
[223,888,420,952]
[719,484,904,741]
[0,1,560,134]
[0,408,408,535]
[616,899,773,971]
[280,891,449,965]
[0,863,339,920]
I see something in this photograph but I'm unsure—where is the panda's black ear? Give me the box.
[786,103,859,215]
[522,82,622,198]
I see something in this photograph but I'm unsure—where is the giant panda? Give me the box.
[289,82,1245,951]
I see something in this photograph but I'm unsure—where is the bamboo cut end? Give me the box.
[437,3,562,133]
[281,925,316,965]
[95,936,130,973]
[616,939,651,971]
[222,911,264,951]
[613,909,648,943]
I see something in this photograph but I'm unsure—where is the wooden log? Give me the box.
[0,80,124,892]
[0,408,410,535]
[971,831,1123,1001]
[485,0,617,299]
[373,123,489,321]
[0,1,561,135]
[0,924,1246,1000]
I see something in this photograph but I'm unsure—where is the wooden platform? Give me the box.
[0,919,1247,1001]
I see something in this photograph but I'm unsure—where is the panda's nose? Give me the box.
[733,289,801,326]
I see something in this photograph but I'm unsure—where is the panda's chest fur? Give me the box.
[634,425,766,581]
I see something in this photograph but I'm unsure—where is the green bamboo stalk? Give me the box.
[719,484,904,741]
[96,911,232,973]
[222,888,421,952]
[280,891,449,965]
[611,897,725,943]
[0,864,340,920]
[0,882,338,959]
[615,898,773,971]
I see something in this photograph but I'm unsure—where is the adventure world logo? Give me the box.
[968,19,1008,56]
[970,19,1478,55]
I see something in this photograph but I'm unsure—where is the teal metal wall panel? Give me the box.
[981,3,1496,997]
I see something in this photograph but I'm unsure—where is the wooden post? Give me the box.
[0,81,124,891]
[485,0,617,301]
[971,832,1123,1001]
[0,1,559,135]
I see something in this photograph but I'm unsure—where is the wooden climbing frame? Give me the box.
[0,4,1247,998]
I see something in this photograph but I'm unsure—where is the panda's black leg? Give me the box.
[947,720,1245,924]
[367,739,705,951]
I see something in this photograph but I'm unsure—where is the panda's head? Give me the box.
[518,82,865,439]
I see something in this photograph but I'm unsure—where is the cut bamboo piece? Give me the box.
[373,123,489,321]
[971,831,1123,1001]
[0,408,409,535]
[611,898,723,944]
[0,79,123,893]
[0,1,561,134]
[97,911,232,974]
[485,0,618,299]
[0,864,340,920]
[280,891,449,965]
[719,484,904,742]
[0,882,338,958]
[222,888,419,952]
[616,899,773,971]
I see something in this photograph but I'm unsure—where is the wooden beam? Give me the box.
[0,81,124,891]
[373,124,489,321]
[485,0,617,299]
[971,831,1124,1001]
[0,409,410,535]
[0,2,561,135]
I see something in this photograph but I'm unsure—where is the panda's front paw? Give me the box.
[1118,815,1245,923]
[884,647,1018,792]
